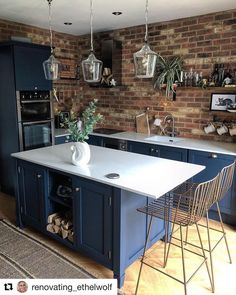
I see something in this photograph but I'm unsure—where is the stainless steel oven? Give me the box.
[16,90,54,151]
[19,120,54,151]
[17,90,52,122]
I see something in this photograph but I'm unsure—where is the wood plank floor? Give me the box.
[0,192,236,295]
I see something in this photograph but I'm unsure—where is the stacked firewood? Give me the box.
[46,212,74,243]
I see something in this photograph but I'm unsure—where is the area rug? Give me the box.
[0,219,126,294]
[0,219,95,279]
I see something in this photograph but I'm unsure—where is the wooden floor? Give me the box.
[1,192,236,295]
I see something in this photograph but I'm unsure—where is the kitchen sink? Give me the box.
[144,135,184,144]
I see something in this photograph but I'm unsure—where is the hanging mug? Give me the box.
[229,126,236,136]
[216,124,228,135]
[204,122,215,134]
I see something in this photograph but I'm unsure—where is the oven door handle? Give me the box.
[22,120,52,126]
[21,99,51,103]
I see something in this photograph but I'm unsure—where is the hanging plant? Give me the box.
[152,55,183,98]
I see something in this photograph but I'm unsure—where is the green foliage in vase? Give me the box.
[152,55,183,98]
[63,99,103,142]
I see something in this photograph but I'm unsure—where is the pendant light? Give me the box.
[82,0,103,83]
[133,0,157,78]
[43,0,60,80]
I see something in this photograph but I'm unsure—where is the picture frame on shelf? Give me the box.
[60,58,77,79]
[210,93,236,111]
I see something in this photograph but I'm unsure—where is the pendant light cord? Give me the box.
[90,0,94,52]
[144,0,149,43]
[47,0,53,54]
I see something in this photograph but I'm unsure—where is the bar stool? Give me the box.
[135,174,219,295]
[183,160,235,292]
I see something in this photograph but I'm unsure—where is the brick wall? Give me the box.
[1,9,236,142]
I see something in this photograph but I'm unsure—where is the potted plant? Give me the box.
[63,99,103,166]
[152,55,183,98]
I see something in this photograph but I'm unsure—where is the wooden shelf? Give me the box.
[49,195,72,208]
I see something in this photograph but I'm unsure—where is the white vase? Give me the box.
[70,141,91,166]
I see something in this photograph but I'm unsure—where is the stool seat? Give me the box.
[137,183,200,227]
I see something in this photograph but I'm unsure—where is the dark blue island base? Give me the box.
[16,160,165,288]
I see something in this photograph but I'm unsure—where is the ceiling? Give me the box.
[0,0,235,36]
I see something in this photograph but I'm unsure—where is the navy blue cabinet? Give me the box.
[17,161,46,230]
[55,135,72,145]
[189,150,236,220]
[13,43,51,90]
[74,178,113,268]
[87,135,104,146]
[128,141,187,162]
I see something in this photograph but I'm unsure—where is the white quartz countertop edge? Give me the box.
[12,144,205,199]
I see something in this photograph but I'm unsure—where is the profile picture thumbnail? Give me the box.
[17,281,28,293]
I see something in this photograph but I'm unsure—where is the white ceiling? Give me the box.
[0,0,235,36]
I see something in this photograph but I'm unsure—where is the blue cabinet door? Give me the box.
[189,150,236,217]
[55,135,71,145]
[127,141,146,155]
[17,161,46,229]
[128,140,187,161]
[14,44,52,90]
[87,135,103,146]
[159,146,188,162]
[74,178,113,268]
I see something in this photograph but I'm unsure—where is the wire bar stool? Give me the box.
[135,174,219,295]
[180,160,235,292]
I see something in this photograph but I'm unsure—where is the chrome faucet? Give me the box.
[163,114,176,137]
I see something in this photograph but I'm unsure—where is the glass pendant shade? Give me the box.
[133,43,157,78]
[82,51,103,83]
[43,54,60,80]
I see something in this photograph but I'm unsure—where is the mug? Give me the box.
[204,122,215,134]
[216,124,228,135]
[229,127,236,136]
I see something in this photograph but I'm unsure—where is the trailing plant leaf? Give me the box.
[63,99,103,142]
[152,55,183,98]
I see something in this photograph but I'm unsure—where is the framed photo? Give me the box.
[60,58,77,79]
[210,93,236,111]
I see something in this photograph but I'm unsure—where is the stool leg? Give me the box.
[185,225,189,245]
[216,201,232,264]
[206,211,215,293]
[196,223,214,292]
[164,219,177,267]
[135,216,153,295]
[180,225,187,295]
[163,204,170,267]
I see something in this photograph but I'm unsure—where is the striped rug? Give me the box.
[0,219,93,279]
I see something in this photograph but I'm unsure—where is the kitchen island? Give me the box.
[12,144,204,287]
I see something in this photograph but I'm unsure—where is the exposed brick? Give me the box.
[215,13,233,21]
[198,16,215,23]
[1,8,236,142]
[175,26,189,33]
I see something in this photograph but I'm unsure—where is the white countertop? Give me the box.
[12,144,205,199]
[54,129,71,137]
[94,131,236,156]
[55,129,236,156]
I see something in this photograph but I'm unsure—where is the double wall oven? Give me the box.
[17,90,54,151]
